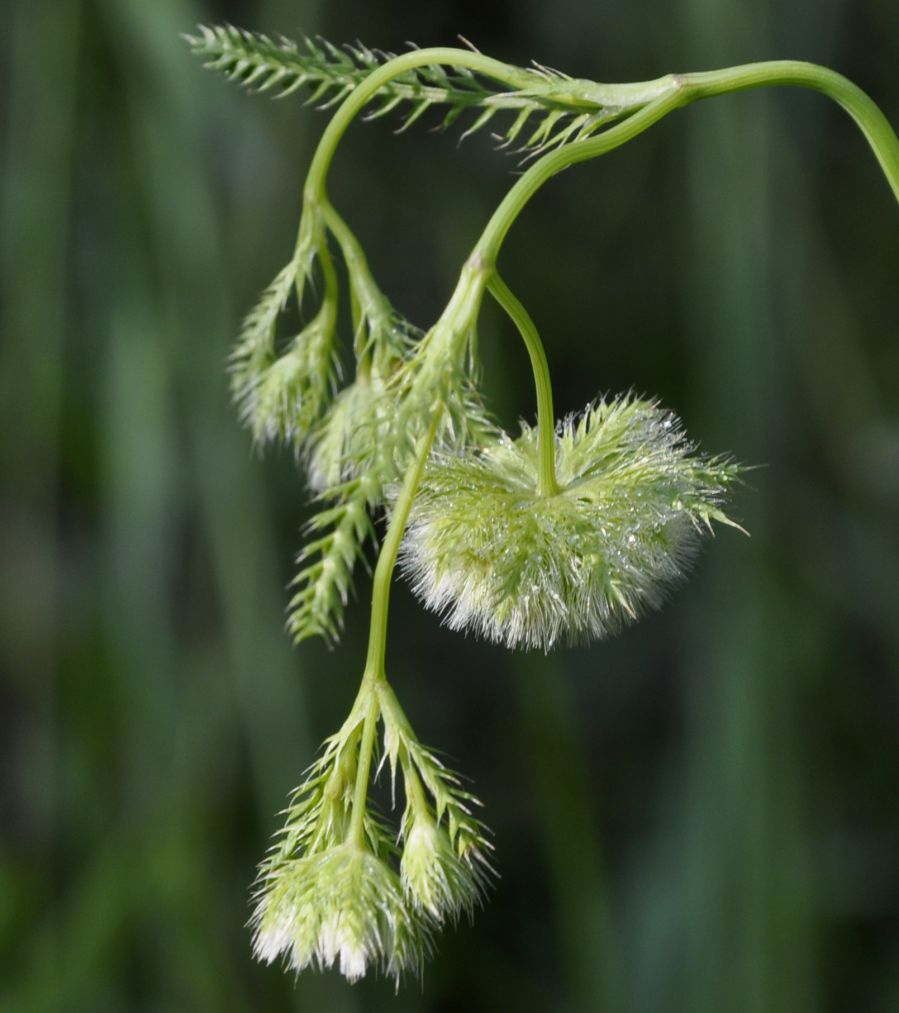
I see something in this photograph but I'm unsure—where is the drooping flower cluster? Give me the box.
[250,684,493,985]
[400,395,743,650]
[188,25,757,990]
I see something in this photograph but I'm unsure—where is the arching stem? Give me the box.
[471,62,898,269]
[488,273,559,496]
[681,61,899,199]
[303,48,539,205]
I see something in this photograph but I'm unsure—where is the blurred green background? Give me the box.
[2,0,898,1010]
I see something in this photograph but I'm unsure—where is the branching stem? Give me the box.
[303,48,537,204]
[348,53,898,710]
[343,414,442,843]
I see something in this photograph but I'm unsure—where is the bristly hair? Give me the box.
[399,394,745,651]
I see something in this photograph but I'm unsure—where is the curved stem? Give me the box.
[488,273,559,496]
[321,202,374,287]
[680,61,899,199]
[473,92,686,266]
[303,58,896,512]
[303,47,537,204]
[321,201,387,369]
[363,412,442,679]
[472,61,897,268]
[304,213,339,334]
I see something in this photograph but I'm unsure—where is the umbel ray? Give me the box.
[187,25,899,985]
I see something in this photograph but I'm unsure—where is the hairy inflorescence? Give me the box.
[400,395,744,651]
[251,684,493,985]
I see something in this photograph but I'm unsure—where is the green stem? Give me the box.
[333,56,899,848]
[305,56,896,532]
[680,61,899,200]
[363,412,442,679]
[296,46,899,880]
[313,218,338,323]
[303,48,537,203]
[321,203,370,284]
[472,93,685,265]
[343,415,442,844]
[472,61,898,267]
[347,687,380,847]
[487,272,559,496]
[321,201,386,368]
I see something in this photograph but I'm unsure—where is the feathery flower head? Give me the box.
[400,394,743,651]
[400,807,488,922]
[251,842,430,984]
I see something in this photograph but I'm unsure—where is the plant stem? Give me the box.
[321,201,385,368]
[330,55,899,849]
[488,273,559,496]
[680,61,899,200]
[303,48,538,203]
[472,93,685,266]
[313,219,338,326]
[363,412,442,679]
[344,415,442,844]
[471,61,898,268]
[304,55,897,524]
[347,687,380,847]
[310,49,899,871]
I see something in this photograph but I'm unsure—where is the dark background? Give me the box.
[2,0,898,1010]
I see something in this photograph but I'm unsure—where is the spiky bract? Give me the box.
[286,482,375,644]
[401,395,743,651]
[185,25,636,158]
[251,703,429,984]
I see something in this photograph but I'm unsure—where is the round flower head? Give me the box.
[400,395,743,651]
